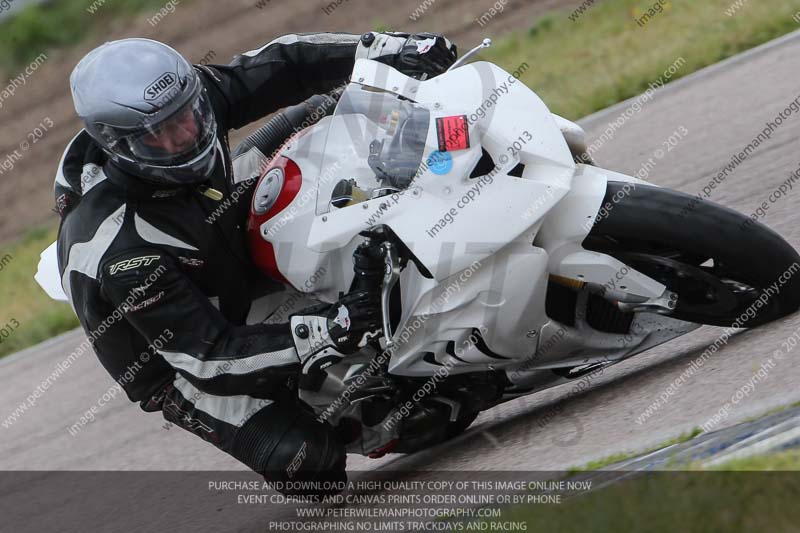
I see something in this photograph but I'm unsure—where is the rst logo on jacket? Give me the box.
[144,72,178,101]
[108,255,161,275]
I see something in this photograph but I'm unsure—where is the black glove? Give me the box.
[394,32,458,79]
[357,31,458,79]
[290,291,383,375]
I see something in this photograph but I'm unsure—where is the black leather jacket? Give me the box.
[55,33,367,406]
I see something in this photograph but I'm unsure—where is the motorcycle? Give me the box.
[37,40,800,457]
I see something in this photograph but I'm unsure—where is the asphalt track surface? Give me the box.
[3,30,800,532]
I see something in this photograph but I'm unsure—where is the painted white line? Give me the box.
[703,424,800,467]
[713,417,800,454]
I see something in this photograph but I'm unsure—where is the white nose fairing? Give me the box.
[306,60,576,281]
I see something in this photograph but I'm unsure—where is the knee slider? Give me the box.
[232,402,346,496]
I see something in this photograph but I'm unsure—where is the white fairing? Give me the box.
[249,59,693,379]
[307,60,575,279]
[35,242,68,302]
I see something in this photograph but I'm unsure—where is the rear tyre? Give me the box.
[583,182,800,328]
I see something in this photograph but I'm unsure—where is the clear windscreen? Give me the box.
[316,84,431,214]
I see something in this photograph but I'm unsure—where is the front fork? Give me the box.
[349,230,403,346]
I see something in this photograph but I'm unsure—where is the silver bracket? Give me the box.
[430,396,462,423]
[617,289,678,315]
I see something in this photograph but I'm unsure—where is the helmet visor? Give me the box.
[104,88,216,167]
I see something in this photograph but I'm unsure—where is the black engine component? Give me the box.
[585,293,634,334]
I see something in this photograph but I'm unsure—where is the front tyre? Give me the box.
[583,182,800,328]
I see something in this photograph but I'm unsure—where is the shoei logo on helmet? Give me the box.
[144,72,178,101]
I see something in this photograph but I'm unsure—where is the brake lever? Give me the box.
[380,242,401,347]
[447,38,492,72]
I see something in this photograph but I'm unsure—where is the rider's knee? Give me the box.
[231,402,346,497]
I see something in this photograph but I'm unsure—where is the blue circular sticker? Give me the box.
[427,151,453,175]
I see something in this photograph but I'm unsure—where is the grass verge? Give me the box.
[485,0,800,120]
[3,0,800,357]
[0,0,188,74]
[472,427,800,530]
[478,470,800,532]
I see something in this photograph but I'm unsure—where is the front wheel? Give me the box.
[583,182,800,328]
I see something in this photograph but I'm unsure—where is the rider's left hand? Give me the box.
[358,32,458,79]
[395,33,458,79]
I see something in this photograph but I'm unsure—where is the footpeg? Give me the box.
[617,289,678,314]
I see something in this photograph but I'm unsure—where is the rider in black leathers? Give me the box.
[55,31,457,494]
